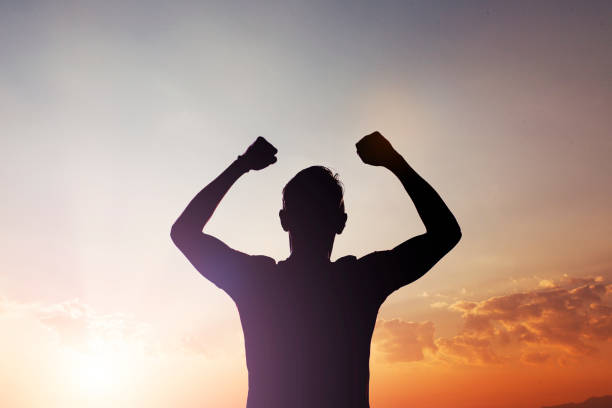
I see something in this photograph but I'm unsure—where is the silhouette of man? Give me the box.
[171,131,461,408]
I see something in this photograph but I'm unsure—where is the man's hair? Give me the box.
[282,166,344,215]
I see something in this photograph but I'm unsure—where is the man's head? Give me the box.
[279,166,347,237]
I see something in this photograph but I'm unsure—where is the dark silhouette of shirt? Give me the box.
[185,239,419,408]
[238,255,385,407]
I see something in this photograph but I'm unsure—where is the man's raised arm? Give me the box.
[170,136,278,293]
[356,131,462,297]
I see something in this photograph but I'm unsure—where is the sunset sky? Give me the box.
[1,1,611,407]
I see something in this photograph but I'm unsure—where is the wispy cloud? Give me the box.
[0,295,216,357]
[373,275,612,366]
[0,295,244,407]
[373,319,437,363]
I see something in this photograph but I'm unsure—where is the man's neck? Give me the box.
[286,250,331,266]
[287,232,335,266]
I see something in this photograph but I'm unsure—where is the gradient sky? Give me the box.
[1,1,611,407]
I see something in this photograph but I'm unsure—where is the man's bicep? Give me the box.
[357,233,453,297]
[172,230,258,295]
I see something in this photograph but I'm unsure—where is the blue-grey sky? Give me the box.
[1,0,611,354]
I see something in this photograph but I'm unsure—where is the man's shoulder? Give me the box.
[334,252,388,271]
[250,254,277,268]
[334,255,358,264]
[333,255,360,271]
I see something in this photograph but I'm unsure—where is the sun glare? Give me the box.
[71,351,122,395]
[63,340,134,399]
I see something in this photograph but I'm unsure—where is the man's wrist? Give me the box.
[384,152,407,172]
[233,154,251,174]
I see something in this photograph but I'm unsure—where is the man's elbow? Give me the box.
[431,223,461,253]
[445,224,462,250]
[170,221,205,251]
[170,222,186,247]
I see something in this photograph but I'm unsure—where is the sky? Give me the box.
[1,1,611,407]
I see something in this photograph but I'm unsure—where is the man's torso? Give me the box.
[232,255,386,408]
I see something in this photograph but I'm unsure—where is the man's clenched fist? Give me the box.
[240,136,278,171]
[356,131,400,167]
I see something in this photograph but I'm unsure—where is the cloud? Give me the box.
[374,275,611,366]
[0,295,223,359]
[0,297,153,354]
[539,279,556,288]
[440,276,612,364]
[373,319,437,362]
[520,350,551,364]
[0,295,244,408]
[436,332,504,364]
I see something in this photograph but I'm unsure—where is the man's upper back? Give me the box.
[230,254,389,408]
[172,228,455,407]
